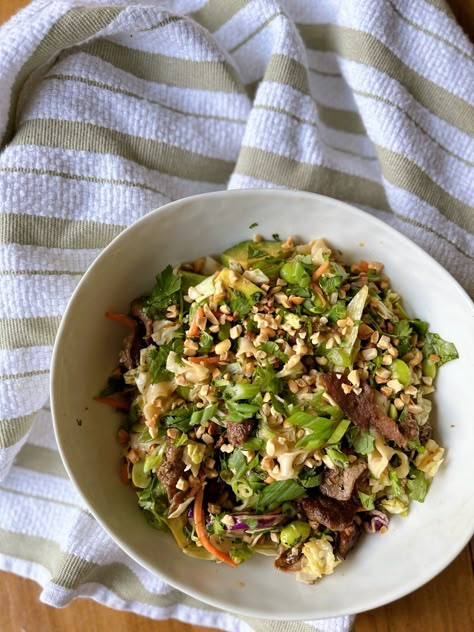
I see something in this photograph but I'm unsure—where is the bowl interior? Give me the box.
[51,189,474,619]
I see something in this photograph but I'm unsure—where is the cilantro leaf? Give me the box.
[249,222,258,229]
[228,290,252,316]
[319,274,343,296]
[137,477,168,530]
[248,243,265,258]
[393,319,411,340]
[148,347,172,384]
[423,332,459,366]
[161,406,196,432]
[258,341,288,364]
[254,363,282,394]
[328,302,347,324]
[144,265,182,316]
[409,319,429,338]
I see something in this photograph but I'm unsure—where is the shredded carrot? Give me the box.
[194,487,237,568]
[187,355,221,365]
[311,259,330,282]
[105,312,136,328]
[120,460,130,484]
[188,307,204,337]
[117,428,130,445]
[94,395,130,411]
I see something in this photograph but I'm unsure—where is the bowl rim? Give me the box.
[50,188,474,620]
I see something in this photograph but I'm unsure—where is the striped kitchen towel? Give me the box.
[0,1,473,631]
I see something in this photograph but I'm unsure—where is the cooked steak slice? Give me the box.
[337,522,361,559]
[399,414,419,441]
[320,372,407,447]
[157,444,185,501]
[119,329,136,370]
[418,420,433,444]
[226,419,255,447]
[320,460,367,502]
[131,298,153,338]
[300,494,358,531]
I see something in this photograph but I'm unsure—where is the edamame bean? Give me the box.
[132,460,151,489]
[280,520,311,548]
[391,359,411,386]
[422,358,437,379]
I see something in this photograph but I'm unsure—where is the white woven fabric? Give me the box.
[1,1,473,630]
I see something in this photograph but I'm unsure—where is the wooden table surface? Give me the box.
[1,1,473,631]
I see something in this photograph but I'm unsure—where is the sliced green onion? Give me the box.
[284,410,315,427]
[189,403,218,426]
[325,447,349,467]
[327,419,351,445]
[144,443,166,473]
[255,480,306,512]
[226,401,260,421]
[225,383,261,401]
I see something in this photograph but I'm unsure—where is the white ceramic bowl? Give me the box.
[51,189,474,620]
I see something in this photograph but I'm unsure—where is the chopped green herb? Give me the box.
[144,265,182,316]
[423,332,458,366]
[407,469,430,502]
[358,491,375,510]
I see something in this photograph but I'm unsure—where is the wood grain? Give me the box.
[446,0,474,38]
[0,1,473,631]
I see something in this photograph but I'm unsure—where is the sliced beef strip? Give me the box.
[131,298,153,338]
[157,443,207,515]
[119,329,136,370]
[274,544,304,573]
[336,522,361,559]
[320,372,407,447]
[320,459,367,502]
[157,444,186,501]
[226,419,255,447]
[418,420,433,444]
[300,494,358,531]
[399,414,419,441]
[118,320,147,371]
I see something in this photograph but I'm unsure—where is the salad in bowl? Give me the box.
[97,234,457,584]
